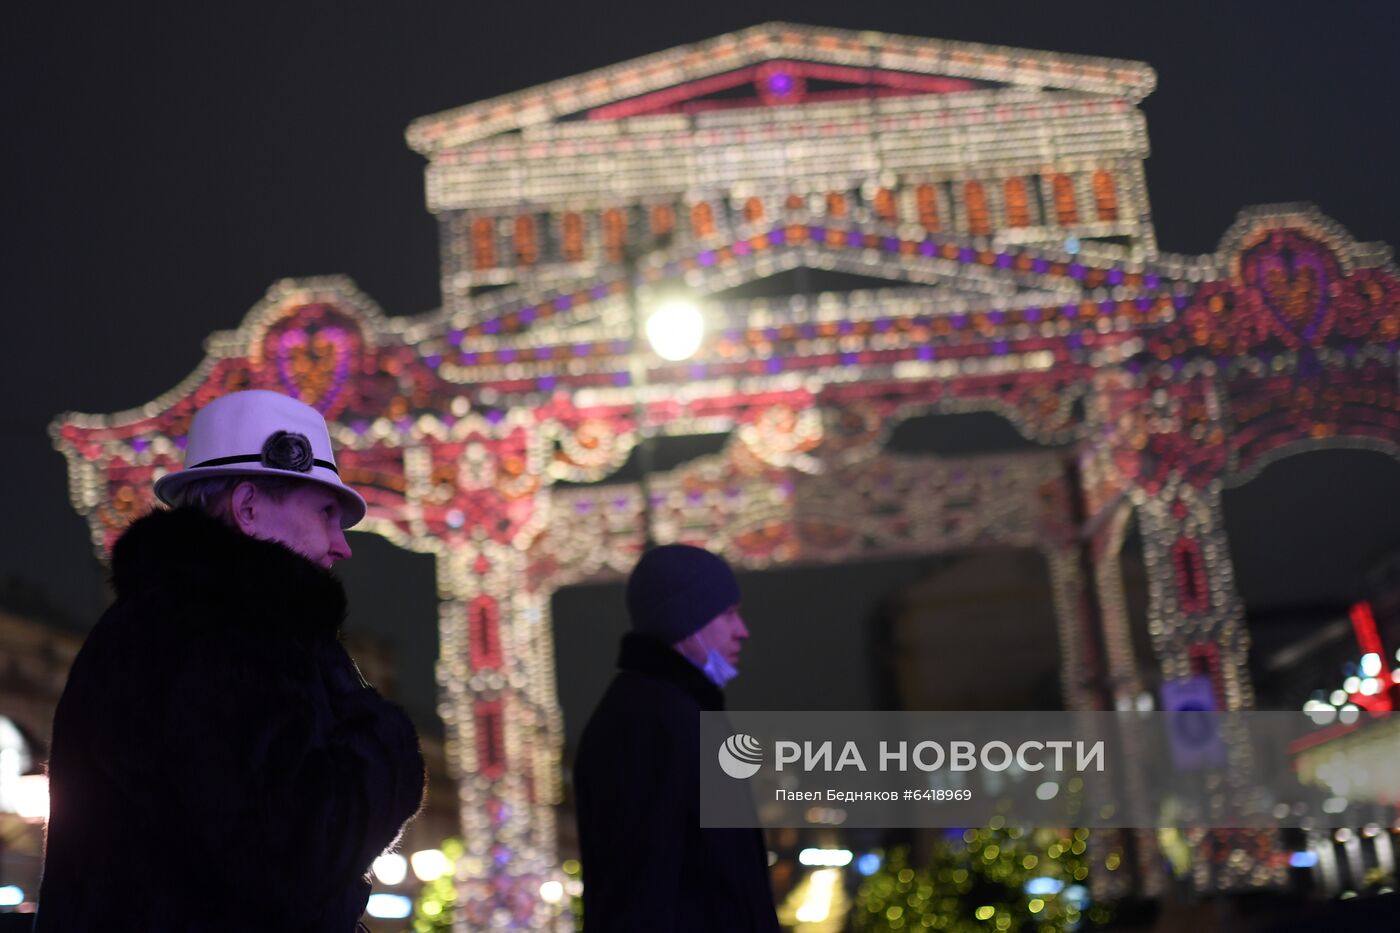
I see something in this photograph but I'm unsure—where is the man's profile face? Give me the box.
[237,482,353,570]
[680,604,749,669]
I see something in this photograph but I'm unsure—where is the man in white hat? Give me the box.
[37,390,425,933]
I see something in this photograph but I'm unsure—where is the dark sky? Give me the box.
[5,2,1400,725]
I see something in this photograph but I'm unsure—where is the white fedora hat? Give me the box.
[153,390,367,527]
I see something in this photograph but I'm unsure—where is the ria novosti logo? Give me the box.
[718,733,764,779]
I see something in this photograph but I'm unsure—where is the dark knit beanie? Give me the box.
[626,543,741,645]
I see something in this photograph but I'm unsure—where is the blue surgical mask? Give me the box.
[683,630,739,687]
[701,648,739,688]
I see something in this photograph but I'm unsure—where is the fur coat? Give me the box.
[37,506,425,932]
[572,633,780,933]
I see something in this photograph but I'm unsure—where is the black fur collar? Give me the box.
[110,505,347,639]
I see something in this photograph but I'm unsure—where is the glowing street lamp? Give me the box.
[644,299,705,361]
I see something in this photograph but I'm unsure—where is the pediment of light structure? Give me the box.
[411,24,1160,304]
[407,23,1155,153]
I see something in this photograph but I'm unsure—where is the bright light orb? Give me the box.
[365,893,413,919]
[644,300,704,361]
[540,880,564,904]
[372,853,407,885]
[411,848,451,882]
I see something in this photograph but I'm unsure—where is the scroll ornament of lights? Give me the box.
[52,23,1400,927]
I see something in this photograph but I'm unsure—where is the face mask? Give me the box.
[701,648,739,688]
[683,630,739,687]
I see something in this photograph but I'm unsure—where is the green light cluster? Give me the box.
[853,827,1114,932]
[412,837,464,933]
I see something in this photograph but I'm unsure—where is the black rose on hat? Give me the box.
[261,431,315,473]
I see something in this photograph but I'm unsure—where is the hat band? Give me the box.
[187,453,340,475]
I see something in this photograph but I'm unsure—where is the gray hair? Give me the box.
[173,475,304,523]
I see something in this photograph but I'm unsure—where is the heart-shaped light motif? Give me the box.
[1244,234,1336,348]
[275,326,351,408]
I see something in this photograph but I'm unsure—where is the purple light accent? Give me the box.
[810,226,827,242]
[351,419,369,435]
[442,416,456,429]
[1173,295,1190,310]
[1107,269,1124,285]
[881,237,900,252]
[992,341,1009,355]
[484,320,501,335]
[766,358,782,373]
[733,241,751,256]
[539,376,557,391]
[988,310,1005,324]
[574,500,593,514]
[613,372,630,386]
[874,319,891,332]
[1025,307,1041,321]
[462,352,479,365]
[425,354,442,368]
[697,251,716,266]
[131,438,149,453]
[767,71,794,96]
[1032,259,1050,274]
[396,418,413,432]
[686,489,704,504]
[1126,360,1143,375]
[499,350,517,363]
[950,315,967,329]
[837,320,854,334]
[801,324,817,339]
[995,254,1012,269]
[725,487,741,500]
[448,329,464,346]
[841,353,858,366]
[916,346,935,361]
[573,343,591,357]
[1067,264,1086,279]
[1135,297,1152,311]
[553,295,573,311]
[591,284,610,299]
[764,327,780,341]
[959,248,976,263]
[918,239,936,257]
[1066,334,1083,349]
[520,308,537,323]
[768,228,786,246]
[690,364,707,380]
[1171,357,1186,372]
[649,493,665,507]
[486,410,505,424]
[611,340,631,355]
[1062,304,1078,319]
[1144,274,1160,289]
[725,329,743,343]
[779,479,795,495]
[613,496,629,511]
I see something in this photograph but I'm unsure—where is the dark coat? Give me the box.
[37,506,425,933]
[572,633,779,933]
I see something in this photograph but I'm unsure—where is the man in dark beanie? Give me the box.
[572,543,780,932]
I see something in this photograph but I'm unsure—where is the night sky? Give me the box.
[5,2,1399,728]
